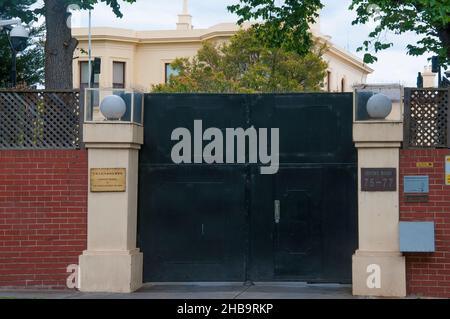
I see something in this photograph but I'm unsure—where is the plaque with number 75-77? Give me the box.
[361,168,397,192]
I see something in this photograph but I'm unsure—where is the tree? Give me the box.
[0,0,35,22]
[228,0,323,56]
[1,0,136,89]
[153,29,328,93]
[229,0,450,67]
[350,0,450,66]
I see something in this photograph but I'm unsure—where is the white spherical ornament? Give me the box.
[100,95,127,120]
[366,93,392,119]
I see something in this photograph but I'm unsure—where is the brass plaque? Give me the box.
[90,168,126,192]
[416,162,433,168]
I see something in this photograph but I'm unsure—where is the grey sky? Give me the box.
[68,0,430,87]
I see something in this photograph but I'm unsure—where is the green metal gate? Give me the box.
[138,93,357,283]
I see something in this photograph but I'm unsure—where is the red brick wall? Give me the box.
[0,150,88,289]
[400,149,450,298]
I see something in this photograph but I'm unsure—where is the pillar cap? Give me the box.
[353,121,403,145]
[83,123,144,148]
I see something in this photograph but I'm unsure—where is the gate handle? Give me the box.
[274,200,281,224]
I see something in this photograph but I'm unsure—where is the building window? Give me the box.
[165,63,179,83]
[341,78,345,92]
[80,61,99,105]
[80,61,100,89]
[113,62,126,89]
[327,71,331,92]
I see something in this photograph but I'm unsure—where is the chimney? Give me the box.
[422,66,436,88]
[177,0,192,30]
[310,10,321,35]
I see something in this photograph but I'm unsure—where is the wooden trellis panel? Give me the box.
[404,88,449,149]
[0,90,82,149]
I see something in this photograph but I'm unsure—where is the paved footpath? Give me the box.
[0,282,361,299]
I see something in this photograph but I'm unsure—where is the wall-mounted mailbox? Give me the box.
[400,222,435,253]
[404,176,429,193]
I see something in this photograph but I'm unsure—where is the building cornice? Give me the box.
[73,24,239,44]
[328,45,374,74]
[315,35,374,74]
[73,24,374,75]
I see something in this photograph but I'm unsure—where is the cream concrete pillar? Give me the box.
[352,122,406,297]
[79,123,144,293]
[422,66,436,88]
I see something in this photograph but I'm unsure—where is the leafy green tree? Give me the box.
[1,0,137,89]
[153,29,328,93]
[228,0,323,56]
[0,0,35,22]
[350,0,450,65]
[228,0,450,66]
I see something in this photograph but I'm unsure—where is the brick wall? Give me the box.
[400,149,450,298]
[0,150,88,289]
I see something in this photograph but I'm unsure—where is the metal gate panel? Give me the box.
[142,94,248,165]
[250,94,356,164]
[249,164,357,283]
[139,165,248,282]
